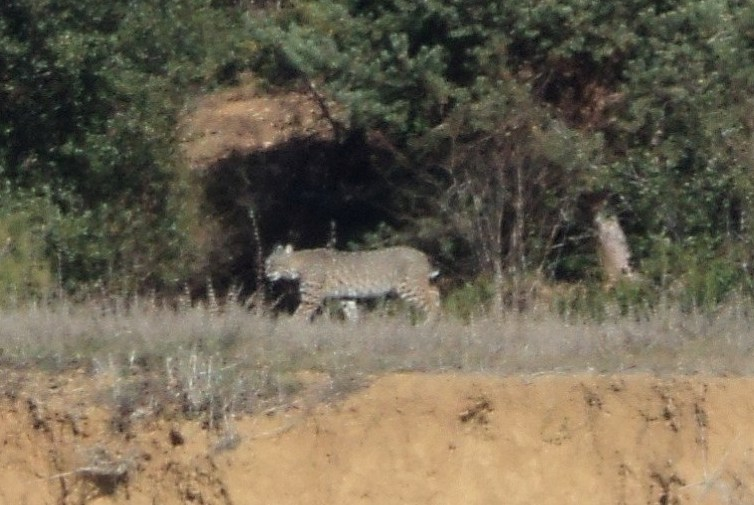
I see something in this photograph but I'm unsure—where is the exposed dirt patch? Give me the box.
[179,76,336,169]
[2,372,754,504]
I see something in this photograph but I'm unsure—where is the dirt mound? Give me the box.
[1,372,752,504]
[179,75,336,169]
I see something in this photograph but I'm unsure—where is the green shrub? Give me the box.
[443,278,495,321]
[0,188,57,304]
[0,0,245,294]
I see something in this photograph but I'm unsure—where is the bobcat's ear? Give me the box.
[284,244,294,254]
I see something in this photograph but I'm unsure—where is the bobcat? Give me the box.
[265,245,440,321]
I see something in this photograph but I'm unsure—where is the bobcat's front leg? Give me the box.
[295,281,323,321]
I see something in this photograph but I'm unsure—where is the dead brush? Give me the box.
[50,446,136,497]
[164,347,255,428]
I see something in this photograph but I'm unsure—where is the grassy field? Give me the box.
[1,294,753,425]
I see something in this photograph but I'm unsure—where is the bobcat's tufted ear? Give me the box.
[271,244,293,255]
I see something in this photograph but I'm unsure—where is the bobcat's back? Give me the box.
[265,245,440,320]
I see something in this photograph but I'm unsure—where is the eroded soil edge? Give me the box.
[2,373,753,505]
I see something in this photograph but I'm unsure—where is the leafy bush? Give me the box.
[0,187,57,304]
[0,0,245,293]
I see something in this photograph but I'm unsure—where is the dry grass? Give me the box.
[1,295,754,427]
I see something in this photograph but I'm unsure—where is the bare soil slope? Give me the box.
[179,75,335,169]
[2,372,753,505]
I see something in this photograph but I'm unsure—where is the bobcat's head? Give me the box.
[265,244,300,282]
